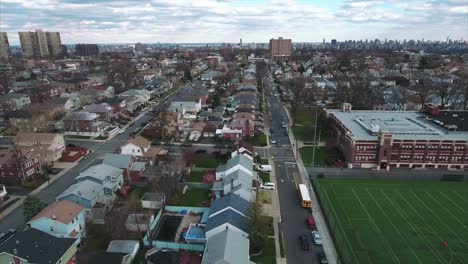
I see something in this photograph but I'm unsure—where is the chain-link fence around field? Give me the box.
[313,179,360,264]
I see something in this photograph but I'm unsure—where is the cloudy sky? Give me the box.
[0,0,467,44]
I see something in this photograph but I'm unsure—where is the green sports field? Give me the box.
[315,179,468,264]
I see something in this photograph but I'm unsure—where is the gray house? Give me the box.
[201,228,252,264]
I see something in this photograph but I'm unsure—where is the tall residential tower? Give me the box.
[269,37,292,61]
[19,30,62,59]
[0,32,11,59]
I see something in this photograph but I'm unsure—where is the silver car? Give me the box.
[311,231,322,245]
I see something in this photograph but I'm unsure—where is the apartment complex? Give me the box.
[75,43,99,56]
[326,104,468,170]
[269,37,292,60]
[19,30,62,58]
[0,32,10,59]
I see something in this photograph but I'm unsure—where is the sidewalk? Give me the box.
[263,157,287,264]
[283,105,339,264]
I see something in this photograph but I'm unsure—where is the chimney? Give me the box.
[13,248,18,255]
[52,215,56,220]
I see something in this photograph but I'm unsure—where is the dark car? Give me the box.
[269,128,273,133]
[195,149,207,154]
[299,234,310,250]
[317,252,328,264]
[284,130,288,136]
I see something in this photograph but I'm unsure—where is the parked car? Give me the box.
[317,252,328,264]
[118,128,125,134]
[311,231,322,245]
[271,139,277,144]
[284,130,288,136]
[299,234,310,250]
[306,216,316,228]
[260,182,276,190]
[195,149,207,154]
[269,128,273,133]
[257,165,272,172]
[276,142,281,147]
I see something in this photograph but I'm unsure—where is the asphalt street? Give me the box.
[0,112,154,232]
[265,74,327,264]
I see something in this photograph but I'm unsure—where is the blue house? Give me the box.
[28,200,86,244]
[209,193,250,218]
[75,164,124,197]
[205,209,249,239]
[56,180,104,209]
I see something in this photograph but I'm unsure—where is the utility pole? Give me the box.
[311,105,318,168]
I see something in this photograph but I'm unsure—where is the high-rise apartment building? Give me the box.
[0,32,11,59]
[75,44,99,56]
[19,30,62,59]
[269,37,292,61]
[46,32,62,56]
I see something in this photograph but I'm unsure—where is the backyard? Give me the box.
[194,153,228,168]
[245,134,268,147]
[168,187,211,207]
[315,179,468,264]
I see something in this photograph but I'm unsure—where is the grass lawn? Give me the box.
[300,147,342,167]
[169,187,211,207]
[258,190,272,204]
[185,170,206,182]
[259,172,270,183]
[194,153,227,168]
[251,237,276,264]
[245,134,267,147]
[259,158,269,165]
[292,106,329,142]
[316,179,468,264]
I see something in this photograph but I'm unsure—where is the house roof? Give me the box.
[206,209,249,233]
[83,103,112,113]
[57,180,103,203]
[143,147,166,158]
[130,162,146,172]
[107,240,139,255]
[226,154,253,171]
[0,228,76,264]
[14,133,60,144]
[63,111,99,121]
[141,192,165,201]
[210,193,250,217]
[126,136,150,149]
[77,164,123,182]
[76,252,129,264]
[202,228,250,264]
[102,153,133,169]
[30,200,83,225]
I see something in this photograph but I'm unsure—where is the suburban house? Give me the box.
[229,117,255,138]
[212,170,257,202]
[0,228,77,264]
[75,164,124,198]
[62,111,105,136]
[168,96,202,119]
[99,97,127,115]
[205,208,249,239]
[0,93,31,111]
[121,136,151,157]
[28,200,86,244]
[202,228,251,264]
[209,193,250,219]
[189,122,206,141]
[215,153,254,180]
[102,153,135,182]
[142,112,180,140]
[215,125,243,140]
[56,180,105,210]
[231,143,254,160]
[0,149,42,185]
[83,103,113,122]
[14,133,65,166]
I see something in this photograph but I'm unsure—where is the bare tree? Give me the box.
[412,76,434,106]
[285,77,306,126]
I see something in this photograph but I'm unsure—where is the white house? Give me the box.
[121,136,151,156]
[215,153,254,180]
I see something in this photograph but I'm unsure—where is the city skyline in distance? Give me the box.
[1,0,467,45]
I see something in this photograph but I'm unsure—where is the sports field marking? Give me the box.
[322,186,360,264]
[411,191,468,249]
[399,191,460,255]
[425,191,468,230]
[438,191,468,216]
[451,190,468,203]
[366,189,423,264]
[351,188,400,264]
[381,190,443,263]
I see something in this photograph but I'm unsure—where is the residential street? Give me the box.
[0,112,154,232]
[263,74,333,264]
